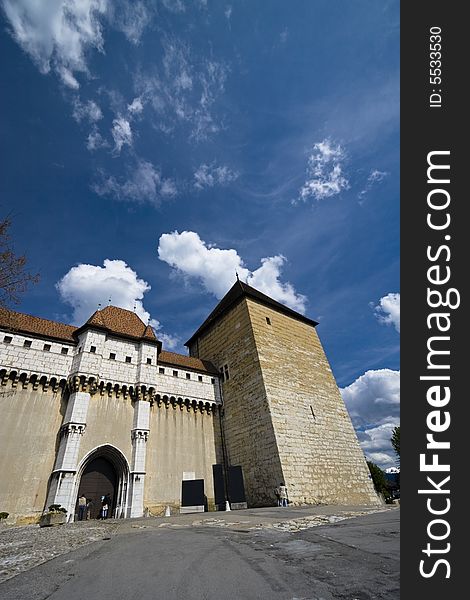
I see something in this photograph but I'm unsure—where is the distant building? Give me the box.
[0,281,378,523]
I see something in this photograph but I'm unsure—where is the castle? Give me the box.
[0,280,378,523]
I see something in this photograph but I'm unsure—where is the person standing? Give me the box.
[78,494,87,521]
[278,483,288,507]
[101,496,109,519]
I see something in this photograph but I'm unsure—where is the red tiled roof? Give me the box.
[0,307,77,343]
[80,306,158,342]
[159,350,218,375]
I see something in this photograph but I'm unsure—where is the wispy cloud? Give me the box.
[158,230,307,313]
[128,97,144,115]
[193,163,238,190]
[93,158,177,204]
[372,292,400,333]
[73,99,103,123]
[86,127,109,151]
[108,0,153,45]
[134,36,228,141]
[296,139,349,203]
[1,0,108,88]
[111,116,133,154]
[358,169,389,202]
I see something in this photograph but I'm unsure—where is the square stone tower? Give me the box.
[186,281,379,507]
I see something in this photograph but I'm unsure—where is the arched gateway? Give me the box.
[74,445,130,520]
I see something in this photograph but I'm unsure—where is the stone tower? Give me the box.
[186,281,378,507]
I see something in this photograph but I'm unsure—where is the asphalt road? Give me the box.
[0,510,399,600]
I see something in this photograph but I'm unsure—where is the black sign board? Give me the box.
[181,479,204,507]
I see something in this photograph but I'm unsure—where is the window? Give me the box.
[125,356,132,363]
[173,370,178,377]
[211,378,215,385]
[198,375,203,382]
[224,364,230,381]
[3,336,12,344]
[61,347,69,355]
[219,367,224,382]
[147,358,152,365]
[43,344,51,352]
[109,353,116,360]
[159,367,165,374]
[266,316,271,325]
[90,345,96,353]
[186,373,191,380]
[24,340,32,348]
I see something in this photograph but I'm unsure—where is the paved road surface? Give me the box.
[0,510,399,600]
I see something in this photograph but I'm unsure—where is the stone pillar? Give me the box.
[45,390,91,518]
[128,398,150,518]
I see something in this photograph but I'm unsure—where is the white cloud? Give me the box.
[157,231,307,313]
[128,97,144,114]
[280,28,289,43]
[341,369,400,429]
[224,6,232,21]
[111,116,133,153]
[341,368,400,468]
[93,158,177,204]
[297,139,349,202]
[57,259,178,348]
[373,292,400,333]
[73,99,103,123]
[193,163,238,190]
[56,259,151,325]
[2,0,108,88]
[358,169,389,202]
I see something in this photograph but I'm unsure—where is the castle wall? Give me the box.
[144,404,222,513]
[245,299,379,506]
[188,299,285,507]
[0,384,65,522]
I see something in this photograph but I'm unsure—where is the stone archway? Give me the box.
[77,456,117,519]
[74,445,130,520]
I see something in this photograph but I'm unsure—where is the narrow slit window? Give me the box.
[159,367,165,374]
[43,344,51,352]
[186,373,191,380]
[173,370,178,377]
[109,353,116,360]
[90,345,96,353]
[61,347,69,355]
[198,375,203,382]
[266,317,271,325]
[147,358,152,365]
[24,340,32,348]
[125,356,132,363]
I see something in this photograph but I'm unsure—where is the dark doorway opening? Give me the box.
[77,456,117,519]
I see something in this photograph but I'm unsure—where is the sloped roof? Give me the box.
[185,280,318,347]
[77,306,159,343]
[0,307,77,343]
[159,350,218,375]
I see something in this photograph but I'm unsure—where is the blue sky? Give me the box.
[0,0,399,468]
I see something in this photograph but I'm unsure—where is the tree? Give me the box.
[391,426,400,465]
[0,216,39,307]
[367,460,390,500]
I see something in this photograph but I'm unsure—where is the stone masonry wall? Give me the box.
[0,383,66,522]
[144,403,223,513]
[189,299,285,507]
[245,298,379,506]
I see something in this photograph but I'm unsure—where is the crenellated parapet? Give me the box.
[0,368,67,393]
[153,393,219,415]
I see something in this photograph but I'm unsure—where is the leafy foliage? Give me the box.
[367,460,390,500]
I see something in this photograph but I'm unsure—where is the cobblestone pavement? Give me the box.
[0,505,396,584]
